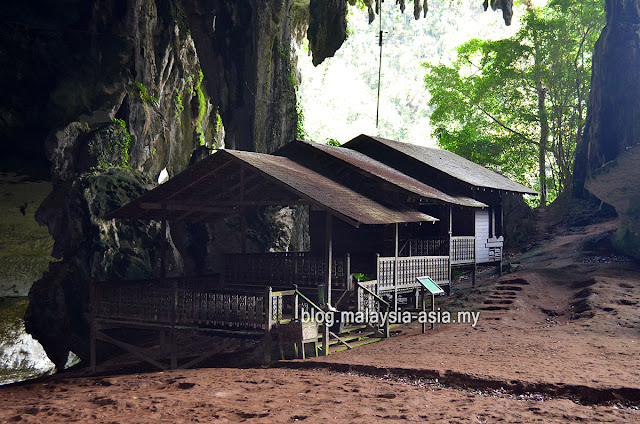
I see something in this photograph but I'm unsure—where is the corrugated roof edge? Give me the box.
[346,134,538,195]
[275,139,487,208]
[106,149,439,226]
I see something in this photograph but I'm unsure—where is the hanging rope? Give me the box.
[376,1,384,128]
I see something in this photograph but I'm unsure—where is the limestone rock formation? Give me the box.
[585,145,640,259]
[573,0,640,197]
[26,168,182,369]
[181,0,299,153]
[0,0,221,179]
[308,0,348,66]
[572,0,640,257]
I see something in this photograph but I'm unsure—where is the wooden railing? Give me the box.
[223,252,350,289]
[376,255,450,293]
[400,238,449,257]
[451,236,475,265]
[92,276,270,330]
[355,280,390,338]
[356,280,378,317]
[91,276,336,366]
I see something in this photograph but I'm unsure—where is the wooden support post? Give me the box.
[345,253,352,291]
[491,207,496,238]
[89,280,96,373]
[240,166,247,254]
[448,206,453,292]
[422,289,426,334]
[322,323,330,356]
[431,293,435,331]
[160,331,167,354]
[393,222,398,313]
[170,326,177,369]
[160,216,167,280]
[241,209,247,254]
[383,310,390,338]
[472,264,477,287]
[325,212,333,306]
[170,278,178,369]
[264,287,273,364]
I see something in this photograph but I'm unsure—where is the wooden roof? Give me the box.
[344,135,538,195]
[275,139,487,208]
[105,149,438,227]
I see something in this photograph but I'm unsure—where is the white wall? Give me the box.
[475,209,490,264]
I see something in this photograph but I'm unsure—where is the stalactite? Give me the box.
[414,0,422,20]
[357,0,512,25]
[362,0,375,23]
[483,0,513,26]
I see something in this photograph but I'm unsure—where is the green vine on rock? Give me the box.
[135,81,158,105]
[112,118,131,167]
[175,89,184,124]
[194,70,207,146]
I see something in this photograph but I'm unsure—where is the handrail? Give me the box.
[272,289,296,297]
[293,287,324,314]
[354,280,390,310]
[354,280,390,338]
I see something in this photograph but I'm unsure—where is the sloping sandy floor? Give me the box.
[0,367,638,423]
[1,219,639,423]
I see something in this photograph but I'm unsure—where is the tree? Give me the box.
[424,0,604,206]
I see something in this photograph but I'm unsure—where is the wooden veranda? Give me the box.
[93,149,441,370]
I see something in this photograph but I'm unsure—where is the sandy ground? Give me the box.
[1,218,639,423]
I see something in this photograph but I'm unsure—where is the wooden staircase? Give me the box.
[321,324,384,354]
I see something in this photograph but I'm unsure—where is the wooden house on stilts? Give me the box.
[91,135,535,370]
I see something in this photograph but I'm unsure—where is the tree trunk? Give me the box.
[536,80,548,208]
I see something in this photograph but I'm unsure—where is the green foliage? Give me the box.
[89,119,132,170]
[325,138,341,146]
[175,89,184,123]
[134,81,158,105]
[215,111,223,133]
[424,0,604,203]
[353,273,375,282]
[295,91,308,140]
[298,2,516,145]
[111,118,131,167]
[193,70,207,146]
[185,75,193,95]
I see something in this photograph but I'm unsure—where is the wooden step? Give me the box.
[329,337,383,353]
[320,330,378,348]
[339,324,368,334]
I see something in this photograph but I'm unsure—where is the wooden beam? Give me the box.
[206,171,261,201]
[141,200,308,209]
[394,222,398,313]
[141,203,237,214]
[165,160,234,200]
[448,206,452,289]
[329,331,353,349]
[95,330,169,370]
[326,212,333,306]
[160,215,167,280]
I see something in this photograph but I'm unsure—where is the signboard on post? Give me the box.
[417,276,444,332]
[417,276,444,295]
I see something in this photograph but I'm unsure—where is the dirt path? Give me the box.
[1,218,639,423]
[1,367,638,423]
